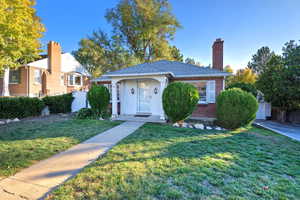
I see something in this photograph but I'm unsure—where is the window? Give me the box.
[184,81,207,104]
[9,69,21,84]
[34,69,42,84]
[104,84,120,101]
[68,73,82,86]
[61,74,65,85]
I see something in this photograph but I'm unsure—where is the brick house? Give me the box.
[0,41,90,97]
[93,38,230,120]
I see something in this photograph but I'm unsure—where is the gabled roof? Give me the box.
[27,53,90,76]
[93,60,229,82]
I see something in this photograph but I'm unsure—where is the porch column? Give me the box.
[159,77,167,120]
[111,80,118,118]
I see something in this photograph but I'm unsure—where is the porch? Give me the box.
[108,75,169,120]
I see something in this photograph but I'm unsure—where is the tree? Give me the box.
[224,65,234,86]
[73,30,139,77]
[230,68,257,84]
[247,47,274,74]
[106,0,181,62]
[185,57,196,65]
[224,65,234,73]
[282,40,300,66]
[0,0,45,96]
[185,57,202,66]
[256,55,300,122]
[170,46,183,62]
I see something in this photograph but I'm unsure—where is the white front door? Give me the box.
[137,81,151,113]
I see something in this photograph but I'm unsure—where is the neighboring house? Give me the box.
[0,41,90,97]
[93,39,230,120]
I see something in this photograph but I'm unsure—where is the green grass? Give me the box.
[0,119,121,178]
[48,123,300,200]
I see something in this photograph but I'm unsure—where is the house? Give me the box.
[0,41,90,97]
[93,39,230,120]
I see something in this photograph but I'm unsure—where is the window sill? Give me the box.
[9,82,20,85]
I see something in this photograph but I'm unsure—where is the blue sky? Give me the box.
[35,0,300,70]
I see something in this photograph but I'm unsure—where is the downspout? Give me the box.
[27,65,30,97]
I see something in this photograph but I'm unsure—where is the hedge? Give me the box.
[216,88,258,129]
[163,82,199,123]
[43,93,74,114]
[0,97,45,119]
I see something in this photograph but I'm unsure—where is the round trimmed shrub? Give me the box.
[87,84,110,117]
[163,82,199,123]
[216,88,258,129]
[226,82,258,97]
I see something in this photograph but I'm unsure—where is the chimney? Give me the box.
[212,38,224,71]
[47,41,61,74]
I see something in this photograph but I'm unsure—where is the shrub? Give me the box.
[87,84,110,117]
[163,82,199,123]
[216,88,258,129]
[0,97,44,119]
[227,82,258,97]
[43,93,74,114]
[76,108,98,119]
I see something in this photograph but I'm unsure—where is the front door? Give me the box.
[137,81,151,113]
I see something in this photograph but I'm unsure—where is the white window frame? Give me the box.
[103,83,120,102]
[34,69,42,84]
[68,73,83,86]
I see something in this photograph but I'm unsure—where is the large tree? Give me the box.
[73,30,139,77]
[0,0,45,96]
[282,40,300,66]
[105,0,181,62]
[170,45,183,62]
[247,46,274,74]
[256,55,300,122]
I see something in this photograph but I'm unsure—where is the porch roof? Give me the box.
[92,60,230,82]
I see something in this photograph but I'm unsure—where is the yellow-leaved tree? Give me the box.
[230,68,257,84]
[0,0,45,96]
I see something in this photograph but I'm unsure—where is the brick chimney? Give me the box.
[212,38,224,71]
[47,41,61,74]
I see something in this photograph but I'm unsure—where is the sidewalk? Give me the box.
[0,121,145,200]
[255,120,300,142]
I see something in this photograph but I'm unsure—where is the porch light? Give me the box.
[154,87,158,94]
[131,88,135,94]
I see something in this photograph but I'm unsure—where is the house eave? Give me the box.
[174,73,230,78]
[105,72,174,77]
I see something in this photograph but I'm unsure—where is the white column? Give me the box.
[159,77,167,120]
[1,68,10,96]
[111,80,118,118]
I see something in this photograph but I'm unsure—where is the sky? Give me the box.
[35,0,300,71]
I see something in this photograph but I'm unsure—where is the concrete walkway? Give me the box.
[0,121,144,200]
[255,120,300,142]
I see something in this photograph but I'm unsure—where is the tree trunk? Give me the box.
[277,109,287,123]
[1,68,10,96]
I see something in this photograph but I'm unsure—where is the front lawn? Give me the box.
[0,119,121,178]
[48,124,300,200]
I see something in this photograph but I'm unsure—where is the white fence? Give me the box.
[72,91,89,112]
[256,102,271,120]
